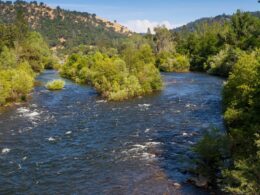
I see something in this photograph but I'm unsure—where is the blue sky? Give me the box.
[41,0,259,32]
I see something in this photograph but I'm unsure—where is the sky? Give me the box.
[37,0,259,33]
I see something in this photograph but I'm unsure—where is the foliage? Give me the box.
[0,46,16,68]
[0,61,34,104]
[223,49,260,156]
[189,12,260,193]
[0,9,54,106]
[229,10,260,49]
[204,45,243,77]
[0,1,127,51]
[154,26,175,53]
[192,129,229,184]
[222,135,260,195]
[193,49,260,193]
[46,79,65,90]
[61,44,163,101]
[156,51,190,72]
[19,31,54,72]
[175,11,260,73]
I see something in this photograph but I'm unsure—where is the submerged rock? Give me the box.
[188,175,209,188]
[173,182,181,189]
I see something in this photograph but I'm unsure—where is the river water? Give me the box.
[0,70,225,194]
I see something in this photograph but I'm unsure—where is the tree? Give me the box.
[15,8,29,43]
[147,28,152,35]
[0,46,16,68]
[154,26,175,53]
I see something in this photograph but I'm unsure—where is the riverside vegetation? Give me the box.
[0,9,55,106]
[176,11,260,194]
[46,79,65,90]
[0,1,259,193]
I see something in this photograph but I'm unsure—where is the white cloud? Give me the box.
[124,20,183,33]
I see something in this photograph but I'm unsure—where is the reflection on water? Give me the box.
[0,70,224,194]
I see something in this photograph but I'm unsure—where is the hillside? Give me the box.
[0,1,131,50]
[174,11,260,32]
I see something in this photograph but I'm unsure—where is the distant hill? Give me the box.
[174,11,260,32]
[0,1,131,50]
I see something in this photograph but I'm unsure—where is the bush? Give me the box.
[61,44,163,101]
[204,46,242,77]
[0,14,53,106]
[46,79,65,90]
[156,51,190,72]
[221,49,260,194]
[20,32,54,72]
[192,129,229,184]
[222,135,260,195]
[0,61,34,105]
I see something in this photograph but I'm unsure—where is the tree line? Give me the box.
[177,11,260,194]
[0,9,55,105]
[0,5,259,193]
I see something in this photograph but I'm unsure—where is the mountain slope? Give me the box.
[174,11,260,32]
[0,1,130,50]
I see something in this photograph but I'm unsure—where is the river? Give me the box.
[0,70,225,194]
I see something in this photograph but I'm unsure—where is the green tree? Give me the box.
[154,26,175,53]
[14,8,29,43]
[19,32,53,72]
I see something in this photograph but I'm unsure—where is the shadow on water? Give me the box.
[0,70,225,194]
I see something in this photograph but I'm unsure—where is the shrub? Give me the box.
[0,61,34,105]
[192,129,229,184]
[222,134,260,195]
[46,79,65,90]
[156,51,190,72]
[221,49,260,194]
[20,32,54,72]
[204,46,242,77]
[61,44,163,101]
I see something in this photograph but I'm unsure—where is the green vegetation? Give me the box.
[175,10,260,75]
[192,129,229,185]
[46,79,65,90]
[150,26,191,72]
[0,3,259,193]
[221,49,260,194]
[0,61,34,104]
[0,1,128,51]
[0,8,54,106]
[61,44,162,101]
[156,51,190,72]
[189,11,260,194]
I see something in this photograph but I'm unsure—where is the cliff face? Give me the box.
[0,1,131,49]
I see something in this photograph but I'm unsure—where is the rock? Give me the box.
[188,175,209,188]
[173,182,181,189]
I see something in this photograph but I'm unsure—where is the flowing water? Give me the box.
[0,70,225,194]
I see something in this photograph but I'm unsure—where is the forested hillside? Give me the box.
[0,1,130,50]
[174,11,260,33]
[174,10,260,73]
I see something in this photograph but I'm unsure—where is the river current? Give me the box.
[0,70,225,194]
